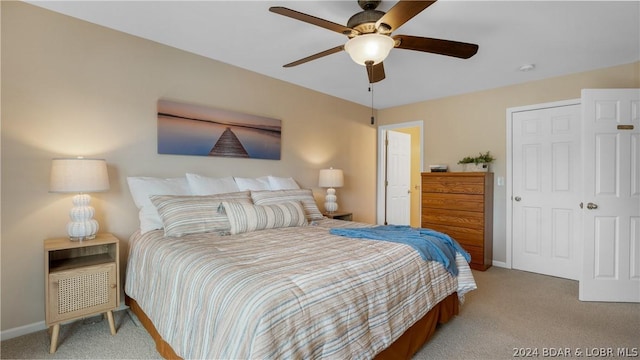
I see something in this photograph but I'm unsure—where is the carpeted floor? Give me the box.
[2,267,638,359]
[413,267,639,359]
[0,310,158,359]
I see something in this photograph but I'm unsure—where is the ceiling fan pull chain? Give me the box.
[369,81,375,125]
[365,59,375,125]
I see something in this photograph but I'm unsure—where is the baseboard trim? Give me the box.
[1,321,47,341]
[1,302,130,341]
[492,260,508,268]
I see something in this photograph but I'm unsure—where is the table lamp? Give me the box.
[49,157,110,241]
[318,167,344,213]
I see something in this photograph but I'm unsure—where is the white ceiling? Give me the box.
[26,1,640,109]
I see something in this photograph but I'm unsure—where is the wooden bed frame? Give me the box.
[125,292,459,359]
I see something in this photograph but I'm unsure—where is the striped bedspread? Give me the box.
[125,219,477,359]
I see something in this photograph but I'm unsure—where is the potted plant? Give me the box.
[458,151,495,172]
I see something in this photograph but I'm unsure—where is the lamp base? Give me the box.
[324,188,339,213]
[69,234,97,242]
[67,194,100,241]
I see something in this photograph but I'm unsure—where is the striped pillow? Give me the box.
[150,191,252,237]
[251,189,324,221]
[222,201,307,235]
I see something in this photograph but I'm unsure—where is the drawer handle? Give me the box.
[110,284,117,289]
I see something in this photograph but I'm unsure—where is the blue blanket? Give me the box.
[329,225,470,276]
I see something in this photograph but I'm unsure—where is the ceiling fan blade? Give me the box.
[366,62,386,83]
[283,45,345,68]
[269,7,356,36]
[375,1,437,33]
[393,35,479,59]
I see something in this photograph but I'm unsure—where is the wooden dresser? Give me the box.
[421,172,493,271]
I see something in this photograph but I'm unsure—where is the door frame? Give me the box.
[376,120,424,225]
[506,98,580,269]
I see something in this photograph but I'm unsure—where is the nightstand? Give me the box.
[323,211,353,221]
[44,233,120,353]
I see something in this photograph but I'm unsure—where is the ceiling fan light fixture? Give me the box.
[344,34,394,66]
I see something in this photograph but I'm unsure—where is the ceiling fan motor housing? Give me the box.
[348,10,385,34]
[358,0,381,10]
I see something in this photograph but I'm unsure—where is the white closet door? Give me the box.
[512,104,582,280]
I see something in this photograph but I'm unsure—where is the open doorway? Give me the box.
[376,121,424,226]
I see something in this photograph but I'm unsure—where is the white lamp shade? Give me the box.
[50,158,110,193]
[344,34,395,66]
[318,168,344,188]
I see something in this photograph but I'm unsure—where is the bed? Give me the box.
[123,181,476,359]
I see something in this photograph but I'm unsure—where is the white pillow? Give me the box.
[127,176,191,233]
[267,176,300,190]
[234,176,271,191]
[186,173,240,195]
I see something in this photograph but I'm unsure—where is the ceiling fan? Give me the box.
[269,0,479,83]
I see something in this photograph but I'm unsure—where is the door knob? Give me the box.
[586,202,598,210]
[514,196,521,201]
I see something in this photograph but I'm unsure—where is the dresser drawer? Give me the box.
[422,193,485,212]
[461,244,485,269]
[422,226,488,270]
[422,176,486,194]
[422,208,484,229]
[421,223,484,247]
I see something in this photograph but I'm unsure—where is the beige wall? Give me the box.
[1,2,377,332]
[378,61,640,264]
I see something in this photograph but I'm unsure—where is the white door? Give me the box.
[579,88,640,302]
[386,130,411,225]
[512,103,583,280]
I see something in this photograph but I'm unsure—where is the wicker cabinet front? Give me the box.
[47,262,117,324]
